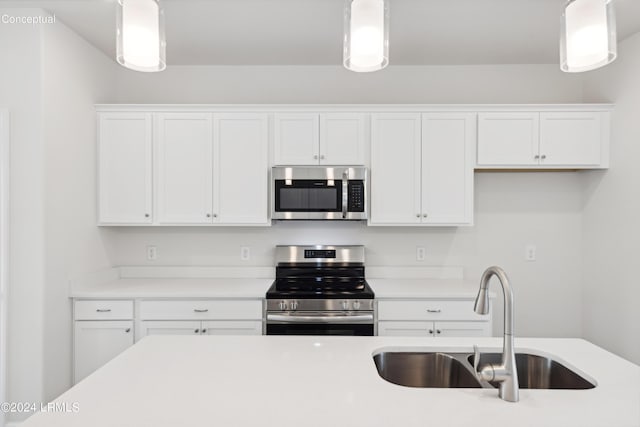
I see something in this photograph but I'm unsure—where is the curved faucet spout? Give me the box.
[474,266,519,402]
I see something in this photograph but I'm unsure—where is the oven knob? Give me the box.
[341,300,349,310]
[353,300,361,310]
[291,301,298,311]
[279,300,288,311]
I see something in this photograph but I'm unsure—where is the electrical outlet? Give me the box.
[240,246,250,261]
[525,245,536,262]
[416,246,426,262]
[147,245,157,261]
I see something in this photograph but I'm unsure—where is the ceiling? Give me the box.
[2,0,639,66]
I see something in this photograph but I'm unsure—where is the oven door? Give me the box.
[266,312,374,336]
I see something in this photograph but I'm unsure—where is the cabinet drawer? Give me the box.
[139,299,262,320]
[74,300,134,320]
[377,300,489,321]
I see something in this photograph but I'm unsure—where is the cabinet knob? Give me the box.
[534,155,540,160]
[313,155,318,160]
[201,329,207,334]
[213,213,218,218]
[423,214,428,218]
[125,328,131,333]
[541,154,547,160]
[416,214,420,218]
[206,213,211,218]
[436,329,442,334]
[429,329,434,334]
[194,329,200,334]
[144,213,150,218]
[320,155,325,160]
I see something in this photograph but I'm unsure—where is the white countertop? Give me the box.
[70,278,272,299]
[21,336,640,427]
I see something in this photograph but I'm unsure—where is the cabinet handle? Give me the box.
[96,309,111,313]
[436,329,442,334]
[125,328,131,333]
[541,154,547,160]
[416,214,420,218]
[534,155,540,160]
[201,329,207,334]
[206,213,211,218]
[194,309,209,313]
[423,214,428,218]
[194,329,200,334]
[313,155,318,160]
[144,213,150,218]
[320,155,325,160]
[212,214,218,218]
[429,329,434,334]
[427,309,441,313]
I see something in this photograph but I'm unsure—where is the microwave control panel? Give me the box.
[348,181,365,212]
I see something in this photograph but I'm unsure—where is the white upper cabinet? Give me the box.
[319,113,366,165]
[421,113,475,225]
[477,110,609,169]
[98,112,153,224]
[477,113,539,166]
[370,113,474,226]
[370,113,422,225]
[274,113,366,165]
[273,113,319,165]
[214,114,269,225]
[156,113,214,224]
[539,112,603,166]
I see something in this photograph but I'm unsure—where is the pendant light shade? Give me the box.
[116,0,166,72]
[343,0,389,72]
[560,0,616,73]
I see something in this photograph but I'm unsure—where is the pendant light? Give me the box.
[343,0,389,72]
[116,0,166,72]
[560,0,616,73]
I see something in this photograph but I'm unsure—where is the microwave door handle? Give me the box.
[342,169,348,219]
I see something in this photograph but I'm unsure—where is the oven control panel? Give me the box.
[266,299,374,312]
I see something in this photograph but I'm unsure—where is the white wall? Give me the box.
[41,19,119,401]
[0,8,46,418]
[581,33,640,364]
[0,8,119,422]
[115,64,583,104]
[111,64,587,338]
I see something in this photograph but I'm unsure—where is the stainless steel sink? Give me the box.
[373,352,482,388]
[468,353,596,390]
[373,350,596,390]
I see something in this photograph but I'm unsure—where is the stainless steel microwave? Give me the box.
[271,166,367,220]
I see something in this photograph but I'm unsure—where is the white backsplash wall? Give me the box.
[106,172,584,338]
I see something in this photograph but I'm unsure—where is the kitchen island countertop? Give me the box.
[20,335,640,427]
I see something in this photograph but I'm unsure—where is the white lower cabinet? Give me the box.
[137,299,263,340]
[377,299,492,337]
[73,299,135,383]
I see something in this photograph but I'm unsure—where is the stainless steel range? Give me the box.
[265,245,375,336]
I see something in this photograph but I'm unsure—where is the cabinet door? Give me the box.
[378,321,434,337]
[370,114,422,225]
[319,113,366,165]
[202,320,263,335]
[214,114,269,224]
[539,112,602,166]
[434,321,491,337]
[421,113,475,225]
[273,113,319,165]
[477,113,539,166]
[156,113,213,224]
[98,113,152,224]
[138,320,202,339]
[74,320,134,383]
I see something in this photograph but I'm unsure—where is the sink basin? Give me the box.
[373,352,482,388]
[468,353,596,390]
[373,349,596,390]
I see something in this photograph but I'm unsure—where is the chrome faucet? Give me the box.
[473,266,519,402]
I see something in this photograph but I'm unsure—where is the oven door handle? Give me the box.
[342,169,349,219]
[267,313,374,323]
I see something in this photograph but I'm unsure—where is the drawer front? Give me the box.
[377,299,489,321]
[75,300,134,320]
[202,320,263,336]
[139,299,263,320]
[378,321,434,337]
